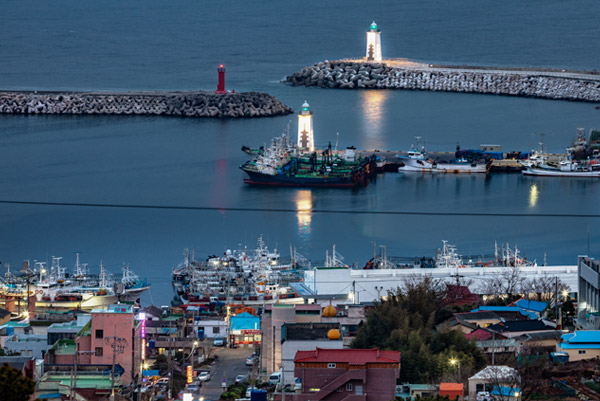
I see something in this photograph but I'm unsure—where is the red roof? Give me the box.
[465,328,506,341]
[440,383,464,392]
[294,348,400,365]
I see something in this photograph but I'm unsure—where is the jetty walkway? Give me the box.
[0,90,293,118]
[286,59,600,102]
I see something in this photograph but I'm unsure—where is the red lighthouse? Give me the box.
[216,64,226,94]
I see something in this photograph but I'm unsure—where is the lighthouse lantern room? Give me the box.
[297,101,314,153]
[366,21,382,62]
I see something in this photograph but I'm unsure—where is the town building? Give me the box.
[229,311,261,346]
[76,304,142,386]
[468,366,520,401]
[0,307,11,326]
[558,331,600,361]
[282,348,400,401]
[293,264,577,303]
[47,315,92,345]
[3,333,47,358]
[576,256,600,329]
[280,322,343,383]
[439,383,464,400]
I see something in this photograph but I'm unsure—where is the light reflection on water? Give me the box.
[529,183,539,207]
[359,90,389,150]
[295,190,313,241]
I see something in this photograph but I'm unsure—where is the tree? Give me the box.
[0,362,36,401]
[352,275,486,383]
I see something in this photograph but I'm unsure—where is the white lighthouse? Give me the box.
[366,21,382,62]
[297,101,314,153]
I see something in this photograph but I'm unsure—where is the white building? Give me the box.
[297,101,314,152]
[292,264,578,304]
[576,256,600,329]
[366,21,382,62]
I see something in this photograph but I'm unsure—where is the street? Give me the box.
[200,347,255,401]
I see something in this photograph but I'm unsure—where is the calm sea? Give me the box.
[0,1,599,305]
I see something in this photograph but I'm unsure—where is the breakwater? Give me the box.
[286,60,600,102]
[0,90,293,118]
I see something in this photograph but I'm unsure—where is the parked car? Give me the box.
[245,355,256,366]
[186,384,201,394]
[269,371,282,385]
[235,374,248,384]
[476,391,491,401]
[198,371,211,382]
[213,337,226,346]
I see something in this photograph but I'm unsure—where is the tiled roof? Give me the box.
[487,320,553,333]
[456,311,500,321]
[294,348,400,364]
[465,328,502,341]
[471,306,538,320]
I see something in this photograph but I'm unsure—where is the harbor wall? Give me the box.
[0,91,293,118]
[286,61,600,102]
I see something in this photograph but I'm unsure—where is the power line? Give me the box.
[0,199,599,218]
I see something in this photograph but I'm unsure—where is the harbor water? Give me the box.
[0,0,599,305]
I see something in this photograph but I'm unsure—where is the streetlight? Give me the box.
[449,358,461,383]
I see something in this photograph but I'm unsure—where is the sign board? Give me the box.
[187,365,193,384]
[241,329,261,335]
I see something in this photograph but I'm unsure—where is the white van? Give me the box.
[268,371,282,385]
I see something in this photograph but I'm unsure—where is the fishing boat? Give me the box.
[0,254,150,311]
[240,102,377,188]
[398,137,489,173]
[522,128,600,177]
[171,236,307,306]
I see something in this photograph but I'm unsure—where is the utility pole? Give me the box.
[69,342,95,400]
[105,326,128,401]
[168,321,175,400]
[555,276,559,323]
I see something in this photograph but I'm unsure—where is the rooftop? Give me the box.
[469,365,519,381]
[282,322,341,341]
[487,319,554,333]
[294,348,400,364]
[561,331,600,344]
[511,298,547,313]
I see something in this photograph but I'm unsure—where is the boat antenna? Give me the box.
[335,133,339,154]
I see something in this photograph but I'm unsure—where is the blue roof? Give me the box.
[38,394,63,400]
[561,331,600,344]
[229,312,260,331]
[512,298,547,312]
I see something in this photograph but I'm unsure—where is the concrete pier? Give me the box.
[286,60,600,102]
[0,90,293,118]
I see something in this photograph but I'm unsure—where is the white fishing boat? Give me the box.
[522,128,600,177]
[398,137,489,173]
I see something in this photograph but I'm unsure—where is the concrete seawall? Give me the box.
[0,90,293,118]
[286,60,600,102]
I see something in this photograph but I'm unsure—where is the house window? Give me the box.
[337,387,344,392]
[346,383,353,391]
[579,350,586,354]
[355,385,363,395]
[95,329,104,339]
[213,327,220,334]
[95,347,103,356]
[327,363,336,368]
